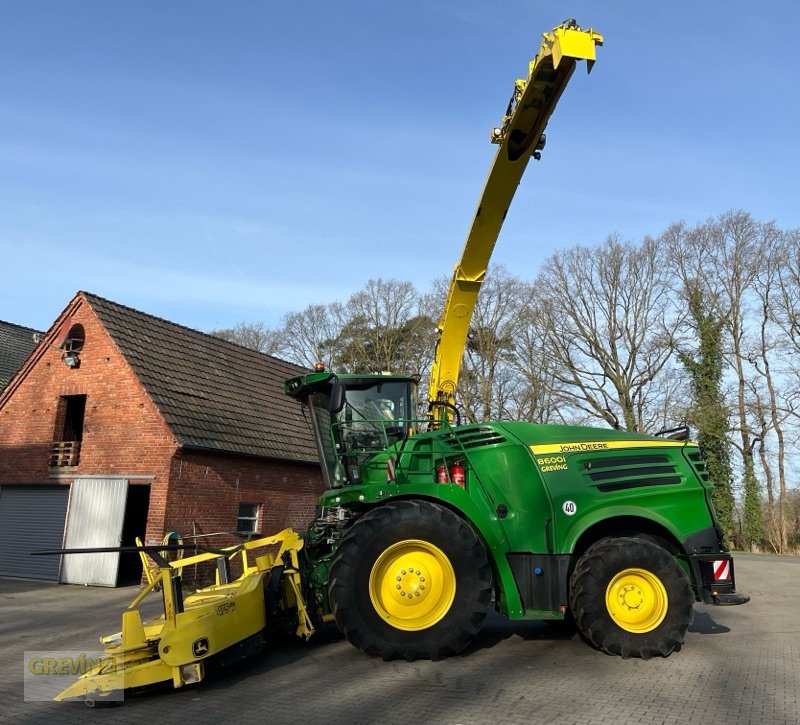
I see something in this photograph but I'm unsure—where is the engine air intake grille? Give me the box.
[686,450,710,482]
[582,455,681,492]
[445,426,507,450]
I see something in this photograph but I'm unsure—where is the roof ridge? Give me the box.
[0,320,43,335]
[79,290,299,367]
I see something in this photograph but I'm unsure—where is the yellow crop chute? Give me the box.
[428,20,603,421]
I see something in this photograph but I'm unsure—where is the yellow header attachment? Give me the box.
[427,20,602,421]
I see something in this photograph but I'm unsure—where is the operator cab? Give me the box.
[285,372,417,488]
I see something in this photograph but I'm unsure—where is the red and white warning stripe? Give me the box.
[713,559,730,580]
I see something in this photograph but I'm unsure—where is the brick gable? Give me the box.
[0,295,175,484]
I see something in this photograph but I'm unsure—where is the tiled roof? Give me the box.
[83,292,318,463]
[0,320,41,390]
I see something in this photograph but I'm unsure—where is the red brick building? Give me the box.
[0,291,323,585]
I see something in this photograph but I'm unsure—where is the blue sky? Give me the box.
[2,1,799,334]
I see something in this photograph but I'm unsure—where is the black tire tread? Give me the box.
[569,536,693,660]
[328,500,492,661]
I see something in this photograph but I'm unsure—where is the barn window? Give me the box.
[236,503,260,534]
[49,394,86,467]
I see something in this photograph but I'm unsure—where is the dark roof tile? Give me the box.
[0,320,42,390]
[82,292,317,463]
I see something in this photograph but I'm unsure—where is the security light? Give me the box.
[63,352,80,368]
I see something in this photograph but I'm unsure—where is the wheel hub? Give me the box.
[605,567,668,633]
[619,584,645,610]
[369,539,456,631]
[392,564,429,604]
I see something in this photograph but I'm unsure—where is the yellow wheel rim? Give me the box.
[605,567,668,633]
[369,539,456,631]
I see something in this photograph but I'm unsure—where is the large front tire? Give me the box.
[569,537,693,659]
[328,501,492,661]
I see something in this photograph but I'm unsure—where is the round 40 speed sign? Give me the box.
[562,500,577,516]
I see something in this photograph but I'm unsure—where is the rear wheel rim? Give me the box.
[605,567,668,633]
[369,539,456,631]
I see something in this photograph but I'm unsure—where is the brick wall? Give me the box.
[157,449,323,583]
[0,297,176,489]
[161,450,323,544]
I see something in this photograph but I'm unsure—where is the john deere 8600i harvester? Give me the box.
[47,20,747,704]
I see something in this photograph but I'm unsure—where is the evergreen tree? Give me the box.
[679,287,735,545]
[741,457,762,550]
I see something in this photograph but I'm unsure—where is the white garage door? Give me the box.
[0,485,70,581]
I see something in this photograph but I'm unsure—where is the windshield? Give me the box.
[307,379,416,488]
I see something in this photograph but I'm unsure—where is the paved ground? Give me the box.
[0,554,798,725]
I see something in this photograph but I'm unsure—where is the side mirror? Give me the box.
[329,383,346,414]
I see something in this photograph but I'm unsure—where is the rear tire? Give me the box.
[569,537,693,659]
[328,501,492,661]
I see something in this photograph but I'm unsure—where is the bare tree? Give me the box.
[333,279,436,376]
[279,302,346,370]
[209,322,283,355]
[508,283,565,424]
[749,228,800,552]
[535,235,680,432]
[708,212,773,549]
[450,266,528,421]
[773,227,800,423]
